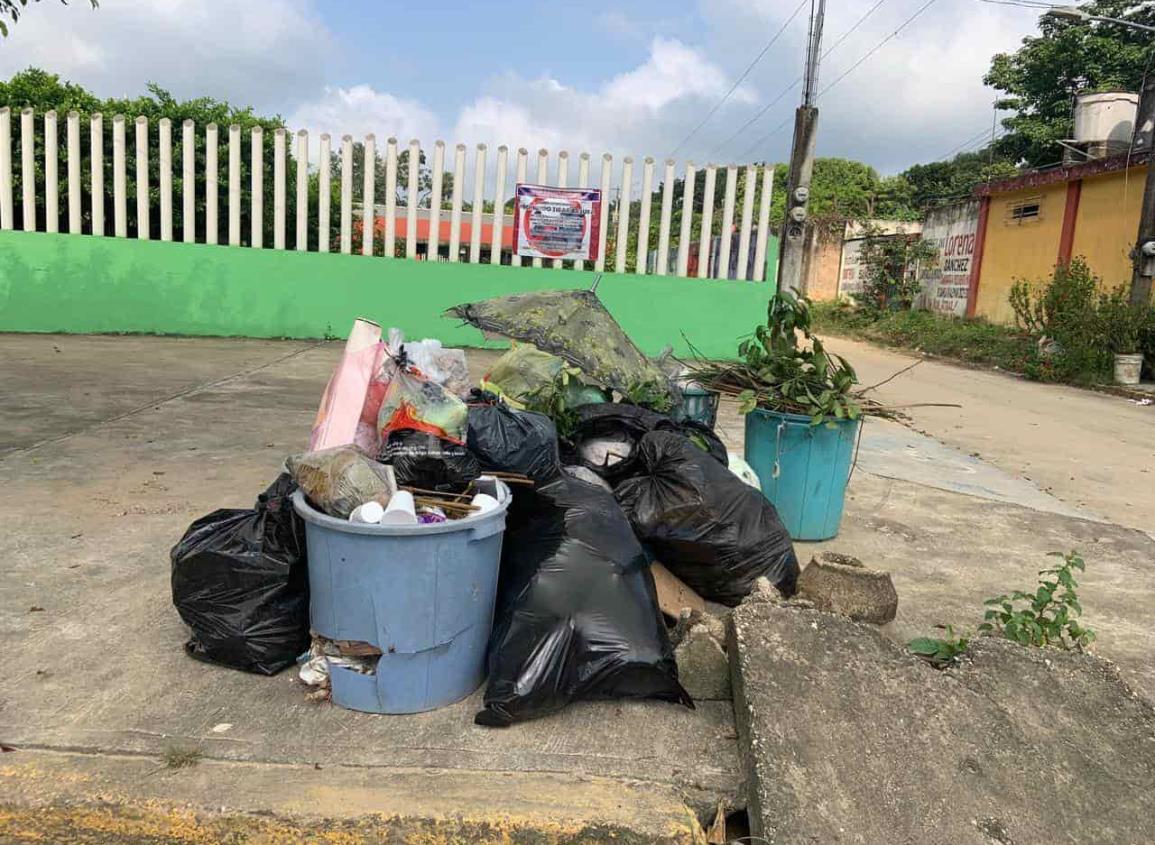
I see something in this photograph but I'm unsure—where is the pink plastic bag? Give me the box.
[309,319,385,451]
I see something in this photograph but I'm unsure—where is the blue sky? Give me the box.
[0,0,1045,174]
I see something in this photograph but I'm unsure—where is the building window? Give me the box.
[1006,197,1042,224]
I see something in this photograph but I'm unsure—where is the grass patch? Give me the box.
[811,302,1041,376]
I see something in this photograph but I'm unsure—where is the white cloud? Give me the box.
[0,0,332,111]
[288,85,440,144]
[450,36,753,167]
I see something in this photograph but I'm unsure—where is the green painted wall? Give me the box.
[0,231,771,357]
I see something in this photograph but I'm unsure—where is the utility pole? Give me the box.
[1130,72,1155,305]
[777,0,826,297]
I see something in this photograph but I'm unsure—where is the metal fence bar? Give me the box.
[491,144,508,263]
[406,138,420,259]
[449,143,465,262]
[595,153,612,272]
[676,162,696,277]
[384,137,397,256]
[339,134,352,254]
[112,115,127,237]
[428,140,445,261]
[134,116,149,239]
[91,114,104,237]
[318,133,331,253]
[635,157,653,275]
[736,164,756,280]
[470,143,487,263]
[718,165,738,279]
[295,129,308,251]
[180,119,193,243]
[511,147,527,267]
[67,111,81,234]
[753,165,774,282]
[159,118,173,241]
[655,158,675,276]
[251,127,264,248]
[697,164,717,279]
[44,110,58,233]
[21,109,36,232]
[552,150,568,269]
[229,124,242,246]
[532,148,547,268]
[0,108,11,231]
[361,134,376,256]
[614,156,633,274]
[205,122,218,245]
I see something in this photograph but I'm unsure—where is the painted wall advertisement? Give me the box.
[513,184,602,261]
[836,220,923,301]
[915,200,980,317]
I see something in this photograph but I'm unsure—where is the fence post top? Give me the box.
[45,109,57,119]
[685,160,695,168]
[320,132,330,141]
[158,116,171,126]
[252,125,264,135]
[603,153,613,161]
[517,147,528,156]
[497,144,508,153]
[434,139,446,148]
[135,115,148,125]
[0,106,8,116]
[409,138,420,147]
[456,143,467,152]
[643,156,654,164]
[537,148,548,156]
[181,118,193,128]
[557,150,568,159]
[296,128,307,137]
[623,156,633,164]
[476,142,487,151]
[21,107,33,116]
[68,110,79,119]
[385,136,397,145]
[113,114,126,123]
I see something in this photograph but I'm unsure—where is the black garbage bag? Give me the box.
[615,432,799,605]
[476,476,692,727]
[466,402,562,485]
[570,403,727,483]
[380,430,480,491]
[170,473,309,675]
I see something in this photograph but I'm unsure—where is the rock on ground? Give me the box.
[729,601,1155,845]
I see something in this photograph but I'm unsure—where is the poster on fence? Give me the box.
[513,184,602,261]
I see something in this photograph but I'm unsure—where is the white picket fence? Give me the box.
[0,106,775,281]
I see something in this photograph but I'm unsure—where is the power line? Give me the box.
[738,0,941,159]
[817,0,939,97]
[667,0,809,157]
[711,0,890,157]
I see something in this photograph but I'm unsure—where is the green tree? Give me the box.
[985,0,1155,166]
[902,148,1018,210]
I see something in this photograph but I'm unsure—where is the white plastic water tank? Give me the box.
[1074,91,1139,144]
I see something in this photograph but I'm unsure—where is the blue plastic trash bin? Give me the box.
[292,485,510,714]
[744,409,860,541]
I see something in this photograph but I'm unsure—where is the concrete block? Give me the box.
[796,551,898,624]
[675,624,731,701]
[729,600,1155,844]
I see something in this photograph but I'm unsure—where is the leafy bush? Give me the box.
[1008,259,1116,383]
[1097,286,1146,355]
[854,225,938,315]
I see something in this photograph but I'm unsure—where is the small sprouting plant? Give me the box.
[522,364,584,439]
[908,625,970,667]
[978,551,1095,650]
[161,745,203,770]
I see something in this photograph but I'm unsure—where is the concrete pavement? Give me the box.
[1,333,1153,840]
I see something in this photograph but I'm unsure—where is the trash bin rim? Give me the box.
[746,406,859,427]
[291,483,510,537]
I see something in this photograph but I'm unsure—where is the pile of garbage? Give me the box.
[171,289,799,725]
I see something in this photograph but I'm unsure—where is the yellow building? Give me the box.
[970,155,1145,323]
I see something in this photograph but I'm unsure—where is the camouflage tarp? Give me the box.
[445,289,672,398]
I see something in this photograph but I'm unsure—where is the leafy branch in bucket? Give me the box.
[687,289,919,425]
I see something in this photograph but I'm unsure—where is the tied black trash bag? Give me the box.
[570,403,727,483]
[171,474,309,675]
[466,402,562,485]
[476,476,691,727]
[380,430,480,492]
[615,432,800,605]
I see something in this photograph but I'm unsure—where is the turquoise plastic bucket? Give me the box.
[292,485,509,714]
[744,409,860,541]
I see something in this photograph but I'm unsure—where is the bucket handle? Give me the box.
[772,420,786,479]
